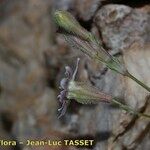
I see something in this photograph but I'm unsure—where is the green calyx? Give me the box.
[67,81,112,104]
[54,10,94,42]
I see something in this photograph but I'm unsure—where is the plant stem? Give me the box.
[126,72,150,92]
[112,98,150,119]
[96,55,150,92]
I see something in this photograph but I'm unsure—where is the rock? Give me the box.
[53,0,104,21]
[94,4,150,52]
[74,0,102,21]
[53,0,74,11]
[0,0,61,147]
[0,0,53,112]
[110,44,150,150]
[105,44,150,150]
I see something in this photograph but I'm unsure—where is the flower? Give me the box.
[54,10,94,42]
[58,58,112,118]
[57,58,150,119]
[57,58,80,118]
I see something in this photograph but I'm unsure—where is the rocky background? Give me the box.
[0,0,150,150]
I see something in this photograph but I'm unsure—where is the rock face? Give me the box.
[0,0,150,150]
[94,4,150,52]
[53,0,104,21]
[74,0,102,21]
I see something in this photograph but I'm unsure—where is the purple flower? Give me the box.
[57,58,80,118]
[57,58,113,118]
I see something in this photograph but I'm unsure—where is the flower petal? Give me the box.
[72,58,80,80]
[57,95,62,102]
[65,66,73,79]
[58,101,68,118]
[60,78,68,89]
[58,90,67,103]
[58,103,64,111]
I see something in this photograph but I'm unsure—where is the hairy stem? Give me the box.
[126,72,150,92]
[96,56,150,92]
[112,98,150,119]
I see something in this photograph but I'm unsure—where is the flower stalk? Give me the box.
[54,10,150,92]
[112,98,150,118]
[58,58,150,119]
[126,72,150,92]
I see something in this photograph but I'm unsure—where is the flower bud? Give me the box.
[54,10,94,42]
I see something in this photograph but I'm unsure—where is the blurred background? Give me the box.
[0,0,150,150]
